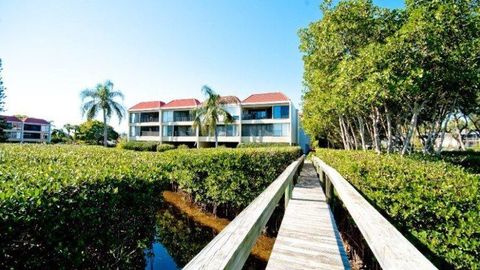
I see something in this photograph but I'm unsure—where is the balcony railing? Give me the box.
[141,131,159,136]
[242,113,271,120]
[173,116,193,122]
[140,117,159,123]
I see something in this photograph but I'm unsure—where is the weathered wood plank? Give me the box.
[266,161,350,270]
[183,155,304,270]
[312,157,437,270]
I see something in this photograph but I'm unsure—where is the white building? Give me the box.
[128,92,306,148]
[1,115,51,143]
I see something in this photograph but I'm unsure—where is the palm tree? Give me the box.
[80,80,125,147]
[193,86,234,148]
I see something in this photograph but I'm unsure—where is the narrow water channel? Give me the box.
[144,198,267,269]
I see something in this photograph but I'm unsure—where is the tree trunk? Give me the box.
[214,127,218,148]
[103,110,108,147]
[371,108,381,154]
[357,116,366,150]
[423,117,441,154]
[348,119,358,150]
[339,117,349,150]
[385,107,393,153]
[401,102,421,155]
[436,116,449,154]
[455,128,466,150]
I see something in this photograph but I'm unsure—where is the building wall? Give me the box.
[128,99,304,147]
[3,121,51,143]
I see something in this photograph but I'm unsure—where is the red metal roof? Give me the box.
[0,115,22,122]
[242,92,289,104]
[23,117,50,125]
[129,101,165,110]
[163,98,201,108]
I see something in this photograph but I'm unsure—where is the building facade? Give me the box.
[128,92,302,147]
[1,115,51,143]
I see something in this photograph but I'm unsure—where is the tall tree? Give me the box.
[76,120,119,145]
[0,59,7,142]
[192,86,233,148]
[80,80,125,147]
[300,0,480,154]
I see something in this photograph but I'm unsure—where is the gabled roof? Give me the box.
[219,95,241,104]
[242,92,289,104]
[129,101,165,111]
[0,115,22,122]
[163,98,201,108]
[201,96,240,105]
[23,117,50,125]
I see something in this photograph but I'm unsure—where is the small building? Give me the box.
[128,92,307,148]
[1,115,51,143]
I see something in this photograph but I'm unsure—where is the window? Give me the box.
[130,126,140,136]
[242,124,289,137]
[216,125,238,136]
[24,124,41,131]
[162,111,174,122]
[174,126,194,136]
[273,105,289,119]
[130,113,140,123]
[140,126,159,136]
[242,108,272,120]
[140,112,159,122]
[173,111,192,122]
[41,125,50,132]
[23,132,41,139]
[162,126,173,136]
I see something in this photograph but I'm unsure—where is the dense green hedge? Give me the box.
[314,149,479,269]
[157,143,176,152]
[163,147,301,208]
[0,144,300,267]
[439,151,480,174]
[117,140,161,151]
[237,142,291,148]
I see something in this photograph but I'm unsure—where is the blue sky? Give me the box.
[0,0,403,132]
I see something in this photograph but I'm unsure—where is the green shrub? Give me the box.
[438,151,480,174]
[314,149,479,269]
[176,144,189,149]
[118,140,159,151]
[0,144,301,267]
[156,143,176,152]
[237,142,291,148]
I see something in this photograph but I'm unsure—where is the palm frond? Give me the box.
[109,91,125,100]
[81,100,97,118]
[86,104,98,120]
[201,85,215,97]
[80,89,98,101]
[109,100,126,123]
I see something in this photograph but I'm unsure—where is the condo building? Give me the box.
[128,92,305,148]
[0,115,51,143]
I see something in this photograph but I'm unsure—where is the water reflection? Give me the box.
[147,204,266,270]
[144,242,179,270]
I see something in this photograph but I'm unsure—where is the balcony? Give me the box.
[242,105,289,120]
[173,116,193,122]
[141,131,159,136]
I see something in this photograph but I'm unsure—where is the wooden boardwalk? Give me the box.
[266,161,350,270]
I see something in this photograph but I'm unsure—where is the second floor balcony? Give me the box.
[130,112,159,123]
[242,105,289,120]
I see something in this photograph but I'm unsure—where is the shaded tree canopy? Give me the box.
[76,120,119,145]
